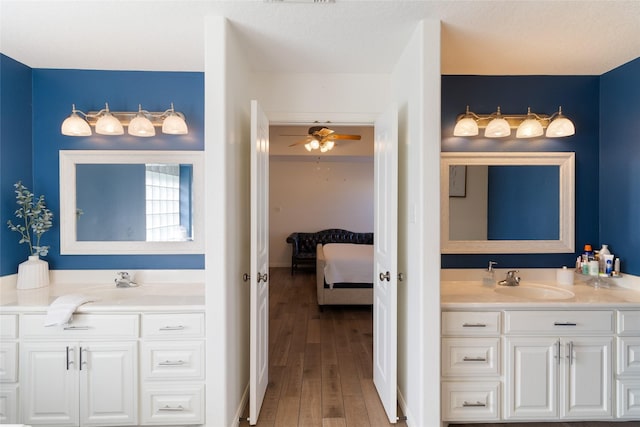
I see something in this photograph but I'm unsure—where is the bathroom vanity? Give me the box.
[441,270,640,424]
[0,277,205,426]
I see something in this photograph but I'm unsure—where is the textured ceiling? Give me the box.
[1,0,639,75]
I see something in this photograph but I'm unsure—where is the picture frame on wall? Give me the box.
[449,165,466,197]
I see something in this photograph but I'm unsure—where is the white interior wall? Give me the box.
[269,156,374,267]
[204,17,253,427]
[391,20,441,427]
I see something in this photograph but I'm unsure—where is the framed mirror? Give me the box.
[60,150,204,255]
[441,152,575,254]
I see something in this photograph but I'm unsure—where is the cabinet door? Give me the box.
[20,342,79,426]
[561,336,612,419]
[504,336,558,420]
[79,341,137,426]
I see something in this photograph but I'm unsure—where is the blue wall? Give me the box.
[441,75,600,269]
[600,58,640,276]
[0,55,33,275]
[2,67,205,271]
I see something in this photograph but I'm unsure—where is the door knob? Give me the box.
[242,273,250,282]
[379,271,391,282]
[257,273,268,283]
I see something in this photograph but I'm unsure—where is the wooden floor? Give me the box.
[241,267,406,427]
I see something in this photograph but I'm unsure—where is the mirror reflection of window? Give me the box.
[75,163,193,242]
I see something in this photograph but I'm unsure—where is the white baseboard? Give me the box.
[230,382,249,427]
[397,388,418,427]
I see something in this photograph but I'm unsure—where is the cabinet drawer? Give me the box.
[442,311,501,336]
[441,381,500,421]
[616,379,640,419]
[141,384,204,425]
[141,341,205,381]
[0,343,17,383]
[20,313,139,339]
[617,336,640,375]
[442,338,500,377]
[504,310,614,335]
[0,383,18,424]
[0,315,17,339]
[142,313,204,339]
[618,310,640,335]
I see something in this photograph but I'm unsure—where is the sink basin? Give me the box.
[494,283,575,300]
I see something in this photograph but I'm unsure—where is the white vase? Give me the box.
[16,255,50,290]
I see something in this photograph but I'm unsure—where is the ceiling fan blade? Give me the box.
[288,136,314,147]
[314,127,334,138]
[326,134,361,141]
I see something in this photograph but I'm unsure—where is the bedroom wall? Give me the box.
[269,156,374,268]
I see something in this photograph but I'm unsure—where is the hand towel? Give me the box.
[44,294,97,326]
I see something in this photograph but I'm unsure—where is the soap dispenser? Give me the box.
[483,261,498,287]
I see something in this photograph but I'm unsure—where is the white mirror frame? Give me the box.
[441,152,575,254]
[60,150,204,255]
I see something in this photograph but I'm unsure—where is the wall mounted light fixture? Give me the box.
[61,103,188,137]
[453,106,575,138]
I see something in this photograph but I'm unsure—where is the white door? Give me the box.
[504,336,558,420]
[80,342,137,426]
[249,100,270,425]
[561,337,612,419]
[373,104,398,423]
[20,342,79,426]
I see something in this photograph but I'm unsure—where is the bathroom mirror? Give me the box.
[60,150,204,254]
[441,152,574,254]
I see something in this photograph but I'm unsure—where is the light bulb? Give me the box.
[128,105,155,137]
[61,105,91,136]
[95,103,124,135]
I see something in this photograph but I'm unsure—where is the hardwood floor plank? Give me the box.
[322,363,345,418]
[360,379,393,426]
[343,394,371,427]
[337,350,363,397]
[274,396,301,427]
[298,378,323,427]
[283,351,305,397]
[303,343,322,380]
[322,418,347,427]
[307,317,321,343]
[258,364,286,422]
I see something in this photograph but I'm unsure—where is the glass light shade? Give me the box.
[484,117,511,138]
[310,139,320,150]
[453,117,479,136]
[61,112,91,136]
[516,118,544,138]
[546,117,575,137]
[95,112,124,135]
[320,145,329,153]
[304,143,312,151]
[325,140,335,150]
[162,113,188,135]
[128,113,155,137]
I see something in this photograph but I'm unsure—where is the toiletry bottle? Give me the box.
[614,258,621,276]
[581,244,593,274]
[599,244,610,273]
[483,261,497,287]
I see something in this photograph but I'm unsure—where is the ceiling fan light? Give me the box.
[128,105,155,137]
[310,139,320,150]
[95,103,124,135]
[453,117,479,136]
[304,143,312,152]
[320,145,329,153]
[61,106,91,136]
[325,140,335,150]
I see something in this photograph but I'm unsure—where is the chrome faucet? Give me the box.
[498,270,521,286]
[115,271,138,288]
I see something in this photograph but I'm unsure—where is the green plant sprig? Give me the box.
[7,181,53,257]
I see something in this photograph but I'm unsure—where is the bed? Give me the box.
[316,242,374,307]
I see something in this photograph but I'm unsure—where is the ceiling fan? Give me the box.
[288,126,361,152]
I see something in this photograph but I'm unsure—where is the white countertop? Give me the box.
[0,281,204,313]
[441,268,640,310]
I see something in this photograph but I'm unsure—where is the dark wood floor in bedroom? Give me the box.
[240,267,406,427]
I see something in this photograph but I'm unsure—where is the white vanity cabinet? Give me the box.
[616,310,640,419]
[19,314,139,427]
[0,314,19,424]
[140,313,205,425]
[441,311,502,421]
[503,310,614,421]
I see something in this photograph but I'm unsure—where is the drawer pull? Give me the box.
[159,405,184,412]
[462,401,486,407]
[159,360,186,366]
[63,326,90,330]
[462,356,487,362]
[159,325,185,331]
[462,323,486,328]
[553,322,577,326]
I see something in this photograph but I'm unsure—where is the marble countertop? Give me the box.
[441,268,640,309]
[0,281,204,313]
